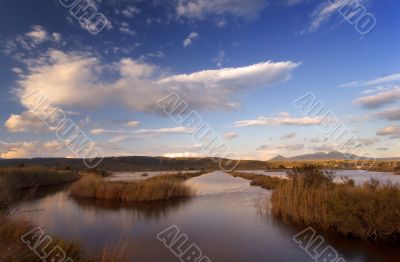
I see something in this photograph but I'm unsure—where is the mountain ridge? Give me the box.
[269,151,400,161]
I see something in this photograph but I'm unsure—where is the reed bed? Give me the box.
[271,166,400,241]
[0,166,79,191]
[230,172,287,190]
[0,167,79,209]
[69,174,195,202]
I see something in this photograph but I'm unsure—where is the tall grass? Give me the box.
[0,166,79,191]
[0,166,79,209]
[69,175,195,202]
[271,166,400,241]
[230,172,287,190]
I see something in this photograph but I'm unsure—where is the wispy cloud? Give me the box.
[91,127,192,136]
[371,107,400,121]
[234,113,322,127]
[224,132,238,140]
[119,22,136,36]
[176,0,268,20]
[311,144,338,152]
[341,72,400,88]
[376,125,400,136]
[280,132,296,139]
[126,121,140,127]
[183,32,198,47]
[306,0,368,33]
[257,143,304,151]
[354,87,400,109]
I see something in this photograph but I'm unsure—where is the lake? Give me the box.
[15,171,400,261]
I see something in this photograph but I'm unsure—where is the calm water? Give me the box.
[15,172,400,262]
[106,171,201,182]
[240,170,400,186]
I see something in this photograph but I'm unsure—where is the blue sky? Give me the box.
[0,0,399,160]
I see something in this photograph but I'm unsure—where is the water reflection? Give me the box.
[71,197,192,220]
[15,172,400,261]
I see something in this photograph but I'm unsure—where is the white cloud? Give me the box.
[176,0,268,20]
[224,132,238,140]
[12,67,23,74]
[91,127,192,136]
[0,140,76,159]
[234,113,322,127]
[127,121,140,127]
[0,140,36,159]
[121,6,140,18]
[183,32,198,47]
[163,152,204,158]
[14,50,299,114]
[376,125,400,136]
[43,140,63,150]
[52,33,62,42]
[26,25,48,44]
[354,87,400,109]
[341,72,400,88]
[5,111,46,132]
[119,22,136,36]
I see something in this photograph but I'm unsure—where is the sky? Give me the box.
[0,0,399,160]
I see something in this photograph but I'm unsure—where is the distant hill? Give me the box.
[0,154,398,171]
[0,156,268,172]
[270,151,400,161]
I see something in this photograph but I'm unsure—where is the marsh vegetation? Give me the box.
[271,165,400,242]
[229,172,287,190]
[69,171,205,202]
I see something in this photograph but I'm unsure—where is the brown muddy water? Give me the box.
[15,172,400,262]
